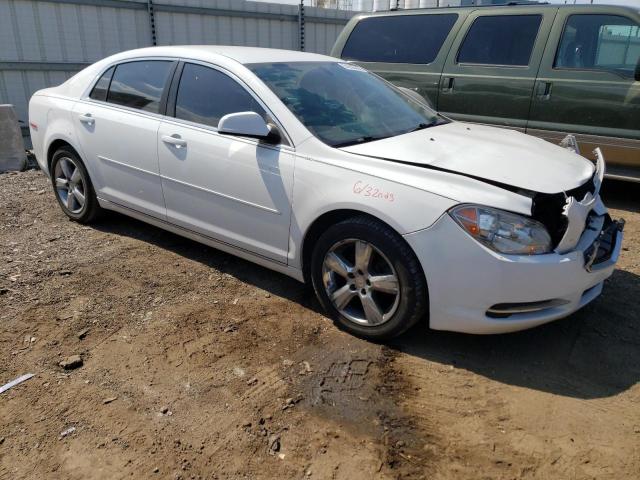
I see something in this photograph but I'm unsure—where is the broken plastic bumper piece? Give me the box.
[584,217,625,272]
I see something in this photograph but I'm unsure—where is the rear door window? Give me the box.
[341,14,458,64]
[107,61,173,113]
[555,14,640,78]
[173,63,265,128]
[457,15,542,66]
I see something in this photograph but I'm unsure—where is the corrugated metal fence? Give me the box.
[0,0,356,139]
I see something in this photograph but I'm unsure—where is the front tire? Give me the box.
[311,216,428,340]
[50,147,102,223]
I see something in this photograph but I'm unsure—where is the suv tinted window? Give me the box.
[457,15,542,66]
[174,63,265,128]
[341,14,458,64]
[555,14,640,78]
[89,66,114,102]
[107,61,173,113]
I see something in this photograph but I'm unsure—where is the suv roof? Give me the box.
[360,3,637,17]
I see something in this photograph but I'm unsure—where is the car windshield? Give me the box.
[248,61,442,147]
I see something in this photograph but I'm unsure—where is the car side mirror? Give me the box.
[635,57,640,81]
[218,111,280,145]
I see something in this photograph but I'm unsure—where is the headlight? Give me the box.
[449,205,551,255]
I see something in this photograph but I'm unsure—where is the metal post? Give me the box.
[298,0,305,52]
[147,0,157,46]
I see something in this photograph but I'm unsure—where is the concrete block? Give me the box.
[0,105,27,172]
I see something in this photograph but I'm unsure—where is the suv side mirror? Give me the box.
[398,86,434,110]
[218,111,280,144]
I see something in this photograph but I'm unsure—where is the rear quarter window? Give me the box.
[89,66,114,102]
[341,14,458,64]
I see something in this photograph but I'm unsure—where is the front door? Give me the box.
[527,8,640,173]
[157,62,294,264]
[438,9,555,131]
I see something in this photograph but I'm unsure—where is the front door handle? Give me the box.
[441,76,455,92]
[162,134,187,148]
[536,81,552,100]
[78,113,94,125]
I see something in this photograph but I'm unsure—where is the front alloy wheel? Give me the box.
[311,216,428,340]
[322,239,400,326]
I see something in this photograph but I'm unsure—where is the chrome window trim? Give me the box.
[159,115,295,154]
[80,56,295,149]
[75,97,168,122]
[80,56,177,102]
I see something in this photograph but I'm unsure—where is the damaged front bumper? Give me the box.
[404,211,624,334]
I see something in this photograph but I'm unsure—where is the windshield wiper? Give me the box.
[407,121,437,133]
[333,136,388,148]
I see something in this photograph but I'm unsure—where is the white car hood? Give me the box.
[340,122,595,194]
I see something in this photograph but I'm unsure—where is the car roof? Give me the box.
[111,45,339,65]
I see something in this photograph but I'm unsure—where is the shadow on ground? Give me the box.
[92,211,316,308]
[91,176,639,401]
[600,178,640,213]
[391,268,640,400]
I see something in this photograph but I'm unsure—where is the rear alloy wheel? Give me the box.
[311,216,428,340]
[54,156,86,214]
[51,147,102,223]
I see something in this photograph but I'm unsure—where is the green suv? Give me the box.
[331,4,640,181]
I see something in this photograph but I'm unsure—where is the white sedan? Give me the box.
[28,46,624,339]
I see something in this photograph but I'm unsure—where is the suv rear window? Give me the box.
[107,61,173,113]
[457,15,542,66]
[341,14,458,64]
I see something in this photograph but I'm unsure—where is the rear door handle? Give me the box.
[536,81,552,100]
[162,134,187,148]
[78,113,94,125]
[441,76,455,92]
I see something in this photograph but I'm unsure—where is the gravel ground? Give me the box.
[1,169,639,479]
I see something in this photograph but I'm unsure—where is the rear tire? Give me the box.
[50,147,102,223]
[310,216,428,341]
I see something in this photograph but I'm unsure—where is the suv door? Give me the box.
[157,62,294,264]
[527,7,640,177]
[72,60,175,218]
[334,11,464,108]
[438,8,556,130]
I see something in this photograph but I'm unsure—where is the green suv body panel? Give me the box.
[331,4,640,182]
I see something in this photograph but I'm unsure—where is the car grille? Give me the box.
[531,175,597,248]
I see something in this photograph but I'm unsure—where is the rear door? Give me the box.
[527,7,640,174]
[73,59,175,219]
[438,7,556,131]
[335,11,465,108]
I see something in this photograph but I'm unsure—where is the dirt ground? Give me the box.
[1,169,638,480]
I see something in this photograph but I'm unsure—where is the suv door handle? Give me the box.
[536,81,552,100]
[162,134,187,148]
[78,113,94,125]
[441,76,455,92]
